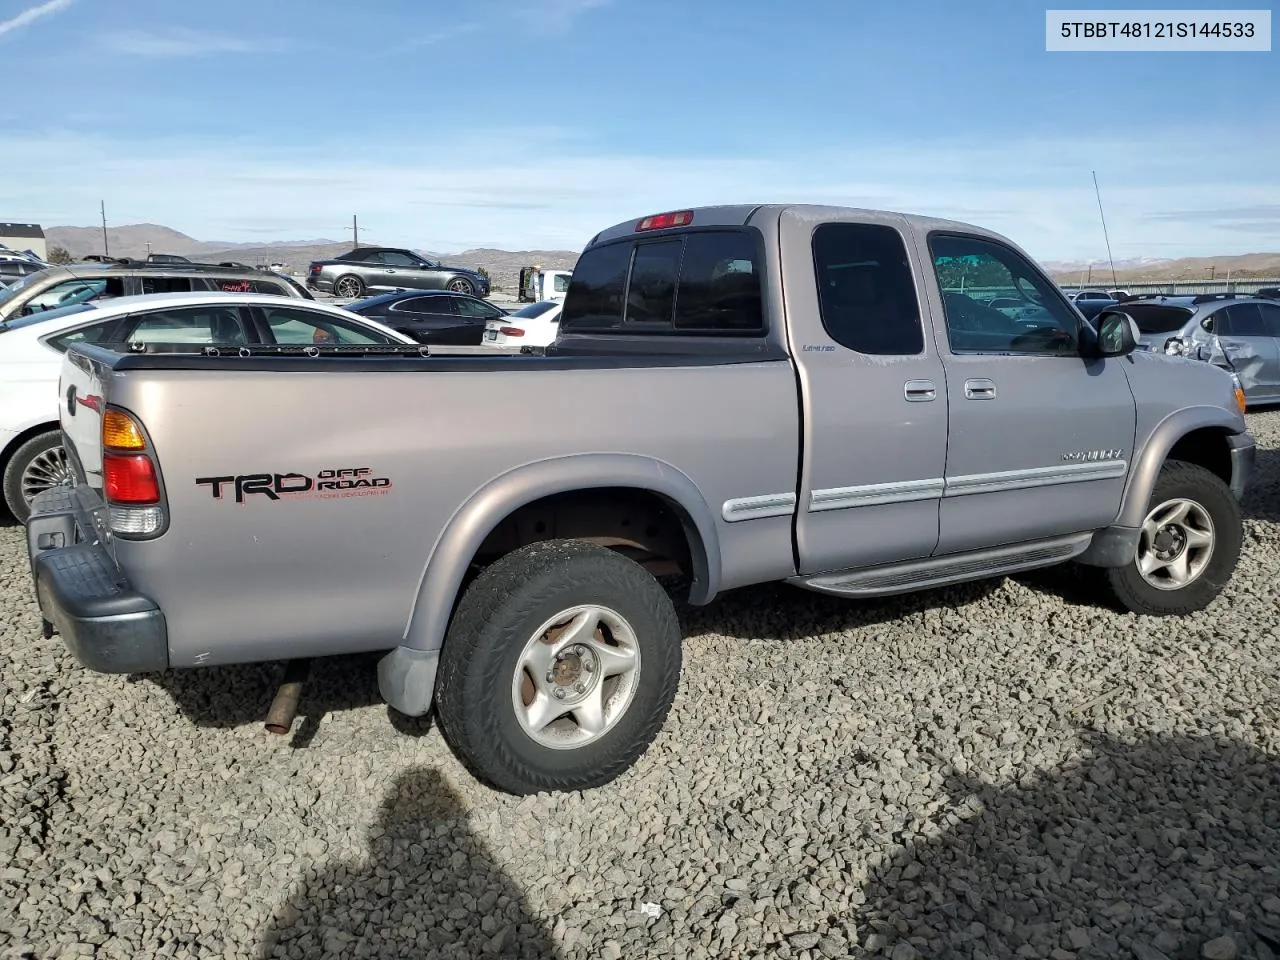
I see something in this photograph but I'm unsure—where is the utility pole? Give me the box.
[100,200,109,257]
[352,214,359,248]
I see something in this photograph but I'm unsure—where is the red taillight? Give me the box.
[104,453,160,504]
[499,326,525,337]
[636,210,693,232]
[308,263,321,274]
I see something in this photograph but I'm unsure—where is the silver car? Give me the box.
[1125,293,1280,405]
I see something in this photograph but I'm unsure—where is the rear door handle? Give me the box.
[964,378,997,400]
[904,379,936,402]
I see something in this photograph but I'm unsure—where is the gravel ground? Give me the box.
[3,415,1280,960]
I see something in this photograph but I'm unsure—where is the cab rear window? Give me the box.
[560,230,764,335]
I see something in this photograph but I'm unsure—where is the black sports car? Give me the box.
[345,289,511,345]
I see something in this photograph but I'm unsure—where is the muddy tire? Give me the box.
[1096,460,1241,616]
[435,540,682,795]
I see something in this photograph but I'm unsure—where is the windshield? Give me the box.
[1123,303,1195,334]
[0,301,97,333]
[511,301,558,319]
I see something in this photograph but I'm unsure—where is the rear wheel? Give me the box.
[434,540,683,795]
[1096,460,1241,616]
[3,430,72,524]
[333,274,365,299]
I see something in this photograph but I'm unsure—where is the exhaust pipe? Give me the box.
[265,659,311,735]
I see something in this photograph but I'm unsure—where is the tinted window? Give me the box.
[259,305,395,344]
[381,251,420,267]
[674,232,763,332]
[454,297,503,319]
[813,223,923,355]
[119,306,250,344]
[139,277,194,295]
[553,273,571,293]
[512,301,558,319]
[560,241,632,329]
[1123,303,1194,334]
[46,319,121,352]
[1257,303,1280,337]
[625,240,681,324]
[394,296,455,315]
[1222,303,1267,337]
[929,234,1078,355]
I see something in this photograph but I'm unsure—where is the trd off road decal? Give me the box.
[196,467,393,503]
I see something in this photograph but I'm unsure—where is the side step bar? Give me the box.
[789,532,1093,598]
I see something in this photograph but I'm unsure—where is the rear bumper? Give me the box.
[26,486,168,674]
[306,276,334,293]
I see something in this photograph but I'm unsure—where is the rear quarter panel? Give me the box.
[108,360,800,667]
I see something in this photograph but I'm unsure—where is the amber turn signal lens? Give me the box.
[1235,386,1247,415]
[103,409,147,450]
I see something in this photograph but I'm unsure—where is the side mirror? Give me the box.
[1096,310,1138,357]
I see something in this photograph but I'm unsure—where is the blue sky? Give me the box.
[0,0,1276,261]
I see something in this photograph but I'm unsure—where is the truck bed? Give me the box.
[57,343,801,667]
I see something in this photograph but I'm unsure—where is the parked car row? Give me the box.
[0,278,417,523]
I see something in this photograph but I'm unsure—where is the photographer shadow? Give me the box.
[257,767,560,960]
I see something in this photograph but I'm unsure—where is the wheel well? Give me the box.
[1166,428,1232,485]
[0,421,59,473]
[473,487,696,585]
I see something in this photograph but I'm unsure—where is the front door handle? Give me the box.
[904,379,936,402]
[964,378,997,400]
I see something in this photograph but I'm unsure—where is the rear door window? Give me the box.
[1223,303,1267,337]
[396,296,456,315]
[454,297,504,319]
[139,277,195,294]
[118,305,252,344]
[258,305,396,344]
[815,223,924,355]
[1257,303,1280,337]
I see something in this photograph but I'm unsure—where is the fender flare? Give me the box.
[401,453,723,654]
[1117,404,1246,528]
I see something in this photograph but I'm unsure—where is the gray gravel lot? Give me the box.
[3,414,1280,959]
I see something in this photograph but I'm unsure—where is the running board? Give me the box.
[789,532,1094,598]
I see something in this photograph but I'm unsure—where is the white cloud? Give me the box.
[3,126,1277,260]
[0,0,73,39]
[101,27,291,57]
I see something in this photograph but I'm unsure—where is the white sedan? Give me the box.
[0,291,414,522]
[482,299,563,349]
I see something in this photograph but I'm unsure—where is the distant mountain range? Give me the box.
[43,224,579,293]
[43,223,1280,288]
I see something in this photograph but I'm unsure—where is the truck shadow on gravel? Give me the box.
[851,731,1280,960]
[256,766,559,959]
[133,652,434,746]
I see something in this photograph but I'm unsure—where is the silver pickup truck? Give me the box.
[28,204,1256,795]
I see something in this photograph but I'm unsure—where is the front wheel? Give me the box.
[446,277,475,296]
[1097,460,1241,616]
[434,540,683,795]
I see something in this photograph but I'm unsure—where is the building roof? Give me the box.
[0,223,45,239]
